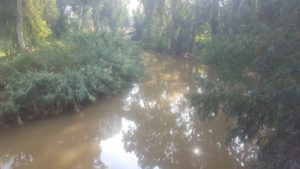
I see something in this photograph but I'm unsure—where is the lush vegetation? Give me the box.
[0,0,299,168]
[134,0,300,168]
[0,0,130,50]
[0,0,142,125]
[0,33,142,123]
[133,0,213,54]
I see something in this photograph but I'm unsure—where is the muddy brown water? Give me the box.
[0,53,254,169]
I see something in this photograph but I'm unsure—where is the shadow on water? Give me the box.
[0,52,256,169]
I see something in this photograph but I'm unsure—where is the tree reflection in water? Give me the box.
[95,54,255,169]
[119,55,252,169]
[0,54,257,169]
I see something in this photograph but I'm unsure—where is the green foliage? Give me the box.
[0,0,128,49]
[0,0,59,48]
[191,0,300,168]
[134,0,213,54]
[24,0,59,44]
[0,32,142,122]
[0,0,15,38]
[55,0,129,34]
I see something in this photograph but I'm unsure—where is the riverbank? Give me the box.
[0,32,143,127]
[0,52,251,169]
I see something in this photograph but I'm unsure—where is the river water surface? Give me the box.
[0,53,253,169]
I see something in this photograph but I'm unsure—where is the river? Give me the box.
[0,52,254,169]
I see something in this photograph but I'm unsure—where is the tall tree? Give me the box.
[16,0,26,49]
[191,0,300,169]
[210,0,219,37]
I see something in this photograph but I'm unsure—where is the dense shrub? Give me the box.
[0,32,142,123]
[191,28,300,169]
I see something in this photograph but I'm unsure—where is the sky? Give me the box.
[127,0,140,16]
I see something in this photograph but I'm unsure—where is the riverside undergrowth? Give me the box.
[0,32,143,125]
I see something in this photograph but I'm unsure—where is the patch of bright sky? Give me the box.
[99,118,140,169]
[127,0,140,16]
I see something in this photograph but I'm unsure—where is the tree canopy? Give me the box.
[0,0,299,168]
[132,0,299,168]
[0,0,130,50]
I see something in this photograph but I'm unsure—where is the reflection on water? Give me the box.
[118,54,246,169]
[0,52,255,169]
[96,118,139,169]
[228,137,258,167]
[0,153,33,169]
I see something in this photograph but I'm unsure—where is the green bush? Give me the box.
[0,32,143,123]
[191,29,300,169]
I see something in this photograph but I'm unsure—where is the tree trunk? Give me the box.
[79,6,89,32]
[92,6,99,32]
[210,0,219,38]
[16,0,26,50]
